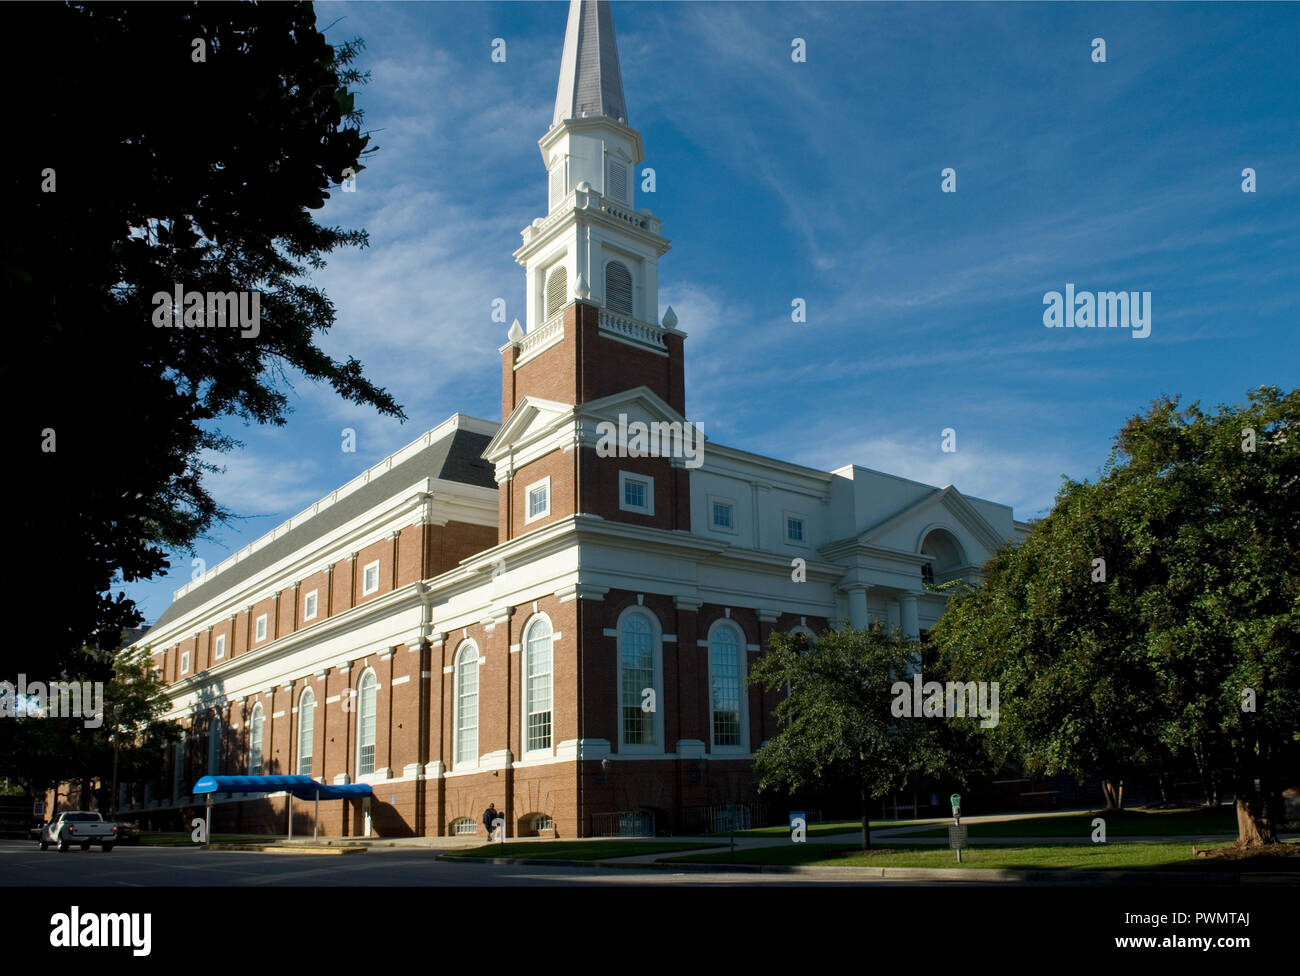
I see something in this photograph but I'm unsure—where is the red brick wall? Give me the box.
[502,300,686,417]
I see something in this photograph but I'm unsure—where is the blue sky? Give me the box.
[123,0,1299,623]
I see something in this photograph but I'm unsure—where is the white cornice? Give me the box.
[168,413,497,604]
[136,480,496,653]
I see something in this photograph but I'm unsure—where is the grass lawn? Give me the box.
[903,806,1239,839]
[443,840,719,861]
[665,840,1300,872]
[718,818,945,839]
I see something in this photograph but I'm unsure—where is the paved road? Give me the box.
[0,840,981,887]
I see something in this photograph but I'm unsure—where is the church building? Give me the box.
[124,0,1029,839]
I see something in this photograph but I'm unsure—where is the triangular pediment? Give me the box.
[482,396,575,464]
[820,485,1007,569]
[576,386,687,428]
[856,485,1006,559]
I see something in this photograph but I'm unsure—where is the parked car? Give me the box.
[39,811,118,852]
[109,821,141,845]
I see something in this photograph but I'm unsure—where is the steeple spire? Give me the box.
[553,0,627,127]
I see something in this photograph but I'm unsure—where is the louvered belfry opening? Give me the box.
[605,260,632,314]
[545,266,568,319]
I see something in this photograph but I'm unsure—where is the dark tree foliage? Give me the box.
[2,2,404,678]
[935,387,1299,846]
[749,627,950,849]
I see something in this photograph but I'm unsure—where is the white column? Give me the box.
[846,586,869,630]
[900,593,920,641]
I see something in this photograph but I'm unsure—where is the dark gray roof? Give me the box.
[554,0,627,126]
[143,425,497,641]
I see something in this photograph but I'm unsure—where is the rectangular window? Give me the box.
[712,501,734,529]
[363,561,380,595]
[786,516,805,543]
[624,479,645,509]
[180,651,190,675]
[255,614,267,642]
[525,477,551,523]
[303,590,318,621]
[618,471,654,515]
[214,634,226,660]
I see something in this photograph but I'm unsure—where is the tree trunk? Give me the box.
[1234,767,1279,848]
[1101,779,1125,811]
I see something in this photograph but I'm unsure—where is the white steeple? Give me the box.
[554,0,627,126]
[514,0,670,336]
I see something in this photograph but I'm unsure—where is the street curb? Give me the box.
[207,843,365,854]
[439,853,1295,884]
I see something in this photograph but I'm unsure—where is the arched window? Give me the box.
[545,266,567,319]
[524,616,553,753]
[619,610,659,747]
[248,703,264,775]
[454,642,480,767]
[605,261,632,315]
[357,669,377,777]
[708,622,744,748]
[298,688,315,776]
[207,716,222,775]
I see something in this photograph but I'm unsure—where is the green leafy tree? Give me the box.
[749,626,947,849]
[936,387,1299,846]
[0,640,180,816]
[3,1,404,679]
[932,477,1166,811]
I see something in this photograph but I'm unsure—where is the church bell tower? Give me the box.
[502,0,682,419]
[490,0,692,544]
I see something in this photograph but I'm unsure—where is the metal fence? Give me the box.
[590,810,655,837]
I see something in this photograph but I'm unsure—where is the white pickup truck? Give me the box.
[39,811,119,852]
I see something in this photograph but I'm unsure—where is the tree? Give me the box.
[932,476,1166,811]
[3,1,404,679]
[749,626,946,849]
[935,386,1299,846]
[0,639,180,815]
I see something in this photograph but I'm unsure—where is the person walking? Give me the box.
[482,802,499,839]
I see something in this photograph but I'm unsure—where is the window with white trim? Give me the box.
[619,471,653,515]
[619,610,659,747]
[525,477,551,523]
[357,669,377,777]
[605,260,633,315]
[298,689,315,776]
[303,590,318,621]
[524,616,553,752]
[545,265,567,320]
[454,642,479,767]
[363,560,380,595]
[452,817,478,835]
[180,651,190,675]
[709,621,744,748]
[248,703,264,774]
[255,614,267,642]
[214,634,226,660]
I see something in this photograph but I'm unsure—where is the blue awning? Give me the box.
[192,775,373,800]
